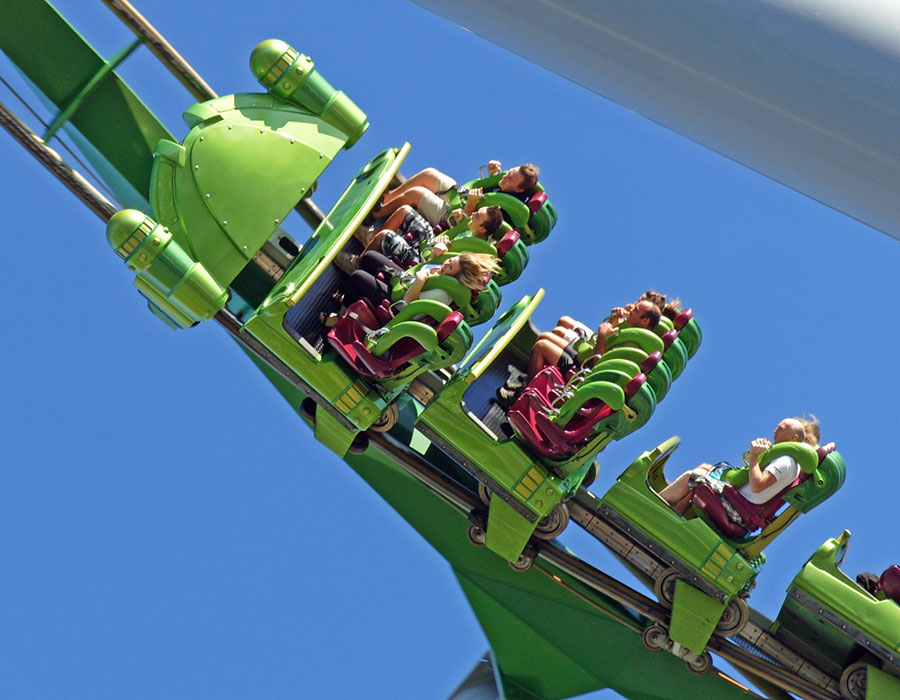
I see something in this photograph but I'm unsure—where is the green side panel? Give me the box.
[243,351,759,700]
[152,93,348,288]
[485,498,536,562]
[0,0,173,205]
[313,404,356,456]
[868,665,900,700]
[669,579,727,654]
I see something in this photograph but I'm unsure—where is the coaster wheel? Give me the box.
[715,597,750,637]
[654,568,680,608]
[509,553,533,572]
[839,662,869,700]
[477,482,492,506]
[534,503,570,540]
[641,624,669,652]
[369,403,399,433]
[348,432,369,454]
[300,397,317,423]
[466,523,486,547]
[581,462,599,488]
[686,651,712,675]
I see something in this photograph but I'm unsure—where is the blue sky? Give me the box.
[1,1,899,698]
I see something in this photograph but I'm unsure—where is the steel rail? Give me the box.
[0,100,116,221]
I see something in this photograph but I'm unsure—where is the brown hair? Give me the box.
[663,298,683,320]
[640,290,667,313]
[482,206,503,236]
[518,163,540,191]
[456,253,501,291]
[641,305,662,330]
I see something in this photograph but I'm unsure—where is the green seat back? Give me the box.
[646,359,673,402]
[525,196,557,244]
[678,318,702,358]
[468,280,502,326]
[784,449,846,513]
[662,337,688,379]
[654,315,675,335]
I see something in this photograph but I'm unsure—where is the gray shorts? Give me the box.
[417,190,451,226]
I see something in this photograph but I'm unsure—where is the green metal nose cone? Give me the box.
[107,208,150,251]
[250,39,291,81]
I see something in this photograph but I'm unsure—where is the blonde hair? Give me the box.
[794,415,821,446]
[456,253,501,291]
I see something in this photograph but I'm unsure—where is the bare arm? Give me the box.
[403,268,433,304]
[746,438,776,492]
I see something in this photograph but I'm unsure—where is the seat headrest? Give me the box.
[817,442,836,464]
[641,351,662,373]
[673,308,693,330]
[495,230,520,257]
[435,311,464,343]
[661,329,678,349]
[624,373,647,401]
[526,190,548,215]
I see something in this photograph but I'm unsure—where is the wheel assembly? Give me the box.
[534,503,570,540]
[686,650,712,675]
[641,624,669,652]
[477,482,492,506]
[347,432,369,454]
[715,597,750,637]
[509,554,533,572]
[300,397,317,423]
[839,661,869,700]
[369,403,399,433]
[466,523,486,547]
[654,568,680,607]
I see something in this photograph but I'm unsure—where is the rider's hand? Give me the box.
[749,438,771,458]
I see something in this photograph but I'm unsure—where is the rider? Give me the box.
[496,298,662,404]
[373,160,541,226]
[658,417,810,520]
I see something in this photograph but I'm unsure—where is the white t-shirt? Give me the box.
[738,455,800,504]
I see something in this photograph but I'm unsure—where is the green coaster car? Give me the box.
[773,531,900,700]
[415,297,697,567]
[107,40,488,457]
[582,437,845,662]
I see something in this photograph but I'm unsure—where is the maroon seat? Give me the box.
[690,484,751,538]
[817,442,836,463]
[880,566,900,604]
[673,308,693,331]
[495,230,520,257]
[661,329,678,350]
[691,471,811,537]
[526,190,548,215]
[508,374,645,459]
[327,299,462,378]
[641,351,663,374]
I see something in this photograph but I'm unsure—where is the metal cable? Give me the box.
[0,74,121,204]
